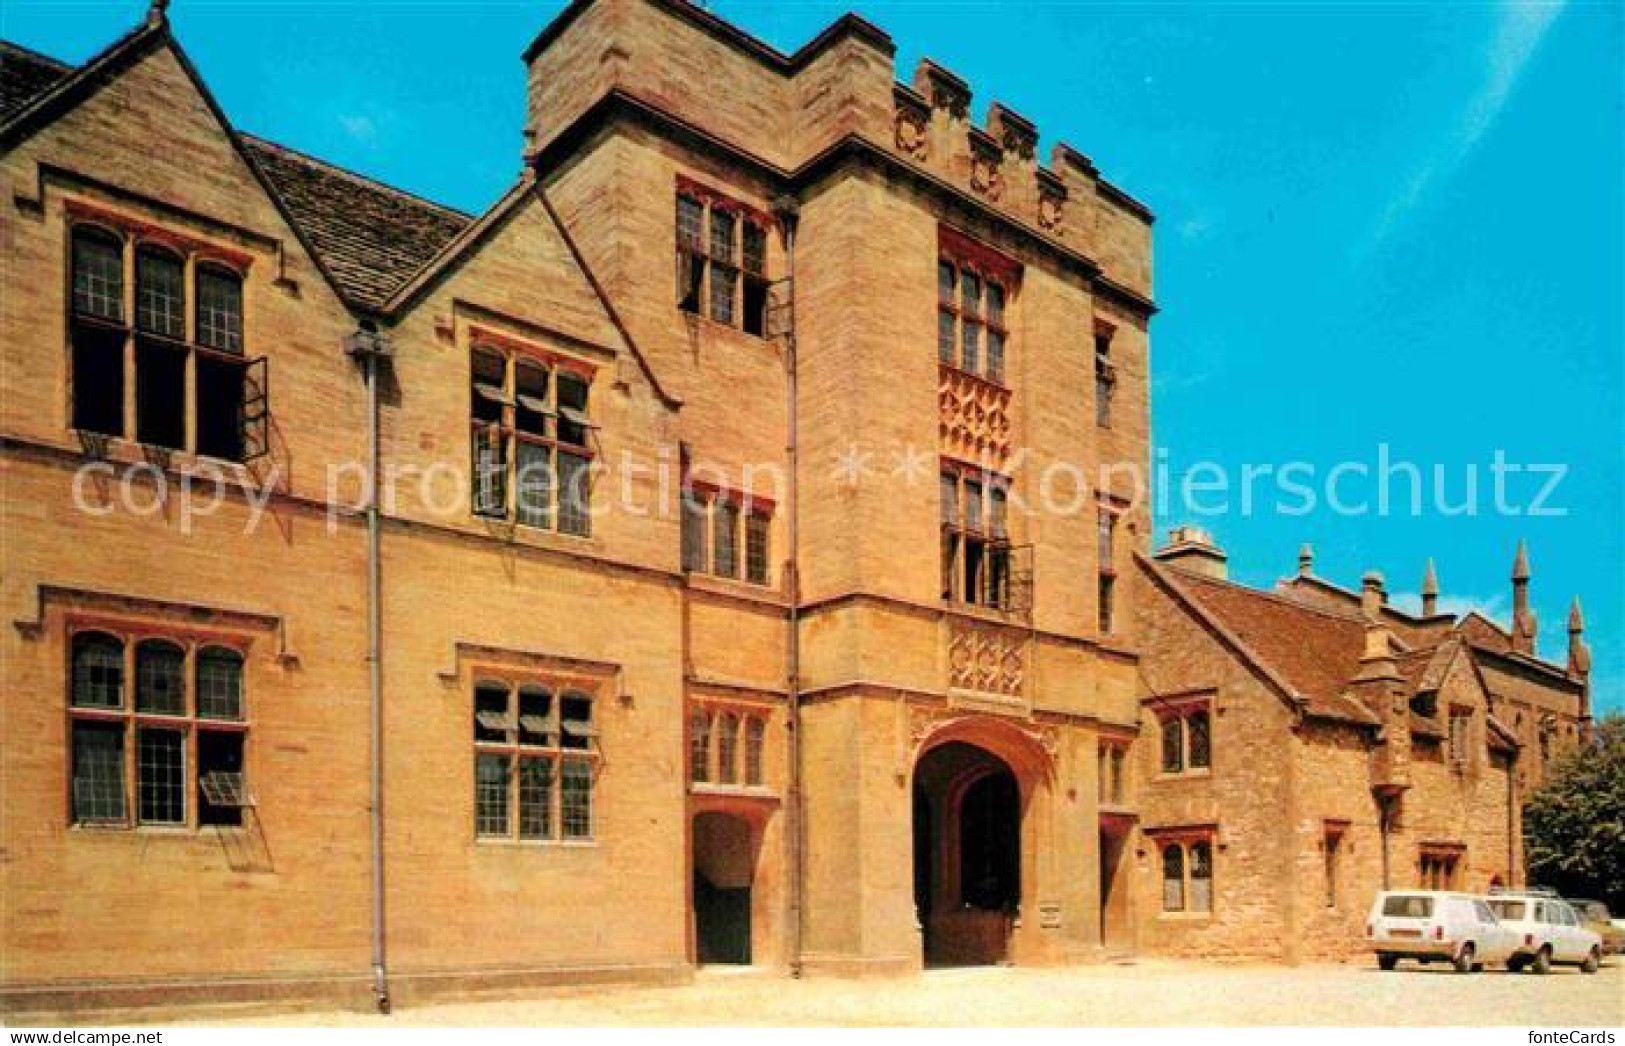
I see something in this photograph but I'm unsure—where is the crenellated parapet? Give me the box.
[890,56,1152,298]
[523,0,1153,300]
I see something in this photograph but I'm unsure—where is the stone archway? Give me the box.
[913,740,1023,966]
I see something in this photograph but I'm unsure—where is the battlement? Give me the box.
[524,0,1153,298]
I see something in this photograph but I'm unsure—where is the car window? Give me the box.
[1383,895,1433,918]
[1473,900,1497,923]
[1561,905,1577,926]
[1489,900,1526,921]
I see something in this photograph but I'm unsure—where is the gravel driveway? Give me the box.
[169,959,1625,1027]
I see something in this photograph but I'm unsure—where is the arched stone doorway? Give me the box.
[692,811,758,965]
[913,740,1022,967]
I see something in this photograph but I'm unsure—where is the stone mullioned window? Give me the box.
[472,677,598,842]
[66,208,265,463]
[1158,702,1211,775]
[68,628,249,830]
[689,704,767,789]
[468,329,594,536]
[1159,838,1214,913]
[675,178,771,337]
[681,475,773,587]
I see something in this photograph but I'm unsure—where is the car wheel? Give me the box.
[1454,944,1475,974]
[1507,956,1526,973]
[1581,948,1600,974]
[1531,946,1552,975]
[1378,954,1398,971]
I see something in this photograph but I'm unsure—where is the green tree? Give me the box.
[1524,712,1625,910]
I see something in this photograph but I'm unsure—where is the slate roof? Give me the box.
[0,41,72,120]
[2,38,476,312]
[238,135,474,310]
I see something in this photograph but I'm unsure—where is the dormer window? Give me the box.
[467,337,594,537]
[66,216,265,462]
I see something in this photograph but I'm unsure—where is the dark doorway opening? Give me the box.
[692,812,755,965]
[913,741,1021,967]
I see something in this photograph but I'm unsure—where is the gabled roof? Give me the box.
[0,41,72,120]
[0,22,161,148]
[3,26,477,313]
[239,134,473,311]
[1139,555,1380,726]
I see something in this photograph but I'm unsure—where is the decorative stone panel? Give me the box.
[947,619,1026,700]
[939,365,1013,466]
[893,85,930,161]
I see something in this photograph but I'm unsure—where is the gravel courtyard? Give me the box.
[177,959,1625,1027]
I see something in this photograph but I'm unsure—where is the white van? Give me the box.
[1485,893,1603,974]
[1367,891,1517,972]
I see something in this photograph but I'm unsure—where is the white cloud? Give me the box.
[1368,0,1566,250]
[1389,589,1509,621]
[338,113,379,146]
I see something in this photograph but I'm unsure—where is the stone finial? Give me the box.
[1567,597,1593,682]
[1360,570,1385,620]
[147,0,170,27]
[1421,558,1439,617]
[1298,543,1314,578]
[1511,540,1536,655]
[1512,539,1531,582]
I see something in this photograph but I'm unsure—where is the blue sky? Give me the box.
[6,1,1621,711]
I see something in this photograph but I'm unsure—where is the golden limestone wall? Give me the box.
[5,0,1161,1007]
[1,42,373,998]
[1134,564,1296,961]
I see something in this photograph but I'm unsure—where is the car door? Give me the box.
[1473,899,1511,962]
[1551,902,1579,961]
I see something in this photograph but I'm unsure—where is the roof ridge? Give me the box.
[238,131,475,222]
[1171,566,1368,627]
[1,39,74,72]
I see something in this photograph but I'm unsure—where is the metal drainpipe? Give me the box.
[346,325,391,1014]
[774,199,803,977]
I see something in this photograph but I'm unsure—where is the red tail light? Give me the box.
[1433,925,1444,940]
[1366,923,1374,937]
[1525,933,1533,947]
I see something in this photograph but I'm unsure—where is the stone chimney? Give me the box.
[1360,570,1387,620]
[1353,570,1408,788]
[1153,525,1228,579]
[1511,540,1536,655]
[1297,543,1314,578]
[1421,559,1440,617]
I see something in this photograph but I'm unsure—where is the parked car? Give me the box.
[1485,893,1602,973]
[1368,891,1517,972]
[1570,900,1625,956]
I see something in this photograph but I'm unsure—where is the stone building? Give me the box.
[1,0,1155,1013]
[0,0,1587,1016]
[1134,526,1591,962]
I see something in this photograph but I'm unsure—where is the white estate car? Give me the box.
[1368,891,1518,972]
[1486,893,1603,974]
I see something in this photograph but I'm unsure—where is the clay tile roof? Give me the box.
[238,134,473,310]
[1,41,73,121]
[1162,568,1378,725]
[1457,611,1514,655]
